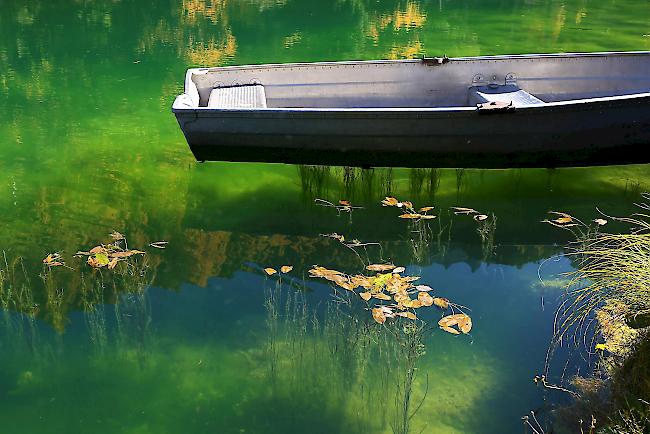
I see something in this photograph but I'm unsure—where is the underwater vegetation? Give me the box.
[538,194,650,433]
[3,186,650,433]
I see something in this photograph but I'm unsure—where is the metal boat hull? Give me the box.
[173,52,650,168]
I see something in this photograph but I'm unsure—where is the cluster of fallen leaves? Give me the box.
[381,197,436,221]
[308,263,472,335]
[43,231,166,271]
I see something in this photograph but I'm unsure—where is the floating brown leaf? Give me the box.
[401,201,414,210]
[553,217,573,224]
[110,250,145,258]
[150,241,168,249]
[438,314,462,327]
[419,206,434,212]
[433,297,449,309]
[366,264,396,272]
[392,266,405,274]
[372,292,392,301]
[418,292,434,307]
[43,253,62,265]
[415,284,433,292]
[458,315,472,334]
[108,257,119,270]
[339,200,351,206]
[280,265,293,273]
[451,207,478,215]
[402,276,421,282]
[89,246,106,254]
[440,325,461,335]
[395,311,417,320]
[110,231,125,241]
[438,313,472,334]
[405,299,423,309]
[351,275,373,289]
[372,307,386,324]
[322,233,345,242]
[264,267,277,275]
[359,291,372,301]
[381,197,399,206]
[399,213,422,219]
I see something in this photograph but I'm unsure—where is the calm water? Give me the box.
[1,1,650,433]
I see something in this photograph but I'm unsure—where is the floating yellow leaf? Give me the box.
[418,292,434,307]
[419,206,434,212]
[280,265,293,273]
[95,253,110,266]
[595,343,607,351]
[372,307,386,324]
[359,291,372,301]
[366,264,396,272]
[554,217,573,224]
[264,267,277,275]
[433,297,449,309]
[399,213,422,219]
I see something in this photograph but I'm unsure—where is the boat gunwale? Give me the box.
[187,51,650,74]
[172,91,650,115]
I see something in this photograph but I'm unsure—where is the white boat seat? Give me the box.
[208,84,267,109]
[469,84,544,107]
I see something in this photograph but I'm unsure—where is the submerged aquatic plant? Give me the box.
[541,194,650,433]
[550,198,650,346]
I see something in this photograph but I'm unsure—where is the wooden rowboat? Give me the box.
[172,51,650,168]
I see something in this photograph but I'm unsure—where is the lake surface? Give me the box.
[1,0,649,433]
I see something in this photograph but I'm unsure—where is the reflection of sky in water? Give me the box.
[2,252,580,433]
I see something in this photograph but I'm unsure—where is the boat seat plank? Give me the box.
[469,84,544,107]
[208,85,267,109]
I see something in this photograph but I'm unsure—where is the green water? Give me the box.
[1,0,650,433]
